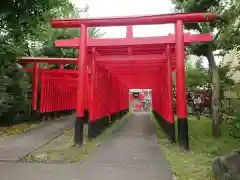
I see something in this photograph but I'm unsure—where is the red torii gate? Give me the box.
[21,12,218,150]
[21,59,79,119]
[54,30,211,89]
[22,56,129,140]
[51,12,217,149]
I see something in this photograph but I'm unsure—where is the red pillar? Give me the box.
[59,64,64,69]
[107,71,112,118]
[32,63,38,117]
[126,25,133,39]
[88,48,96,139]
[175,20,189,150]
[166,44,176,143]
[74,24,87,145]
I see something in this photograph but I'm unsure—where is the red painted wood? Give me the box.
[51,12,218,28]
[55,33,212,48]
[36,69,78,113]
[21,57,76,64]
[166,45,175,123]
[21,12,218,127]
[32,63,38,110]
[76,24,87,117]
[175,20,187,118]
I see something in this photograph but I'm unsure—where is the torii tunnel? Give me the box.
[21,12,218,150]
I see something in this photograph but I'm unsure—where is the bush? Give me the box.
[0,66,32,125]
[229,109,240,138]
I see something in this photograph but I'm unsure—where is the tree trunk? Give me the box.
[206,48,221,137]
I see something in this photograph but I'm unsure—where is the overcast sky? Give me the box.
[70,0,175,38]
[69,0,221,66]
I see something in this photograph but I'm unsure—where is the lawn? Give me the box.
[156,116,240,180]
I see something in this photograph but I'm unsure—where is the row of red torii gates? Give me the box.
[21,12,218,150]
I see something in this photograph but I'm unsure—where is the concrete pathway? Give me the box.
[0,115,75,161]
[0,112,172,180]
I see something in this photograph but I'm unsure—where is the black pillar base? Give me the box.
[169,123,176,143]
[74,117,84,146]
[44,113,49,121]
[108,115,112,127]
[55,111,61,118]
[111,113,116,123]
[40,113,44,121]
[50,112,54,119]
[53,111,57,119]
[88,109,128,140]
[31,110,38,119]
[84,109,89,124]
[119,111,122,118]
[49,112,55,119]
[152,110,176,144]
[178,118,189,150]
[88,116,111,140]
[88,121,97,139]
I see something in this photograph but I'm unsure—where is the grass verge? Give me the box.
[23,113,131,163]
[0,122,41,138]
[155,116,240,180]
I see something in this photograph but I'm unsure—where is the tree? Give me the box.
[171,0,240,137]
[31,6,104,69]
[224,45,240,97]
[0,0,103,123]
[186,57,210,90]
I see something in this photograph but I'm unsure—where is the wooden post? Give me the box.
[175,20,189,150]
[74,24,87,146]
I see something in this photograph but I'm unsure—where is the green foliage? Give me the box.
[172,0,240,136]
[172,0,240,86]
[186,57,210,89]
[0,0,75,37]
[38,25,103,69]
[157,116,240,179]
[0,33,32,124]
[33,6,104,69]
[0,0,104,124]
[219,46,240,136]
[229,109,240,138]
[219,46,240,97]
[171,0,240,55]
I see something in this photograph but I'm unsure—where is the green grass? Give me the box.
[0,122,41,138]
[156,116,240,180]
[23,113,131,163]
